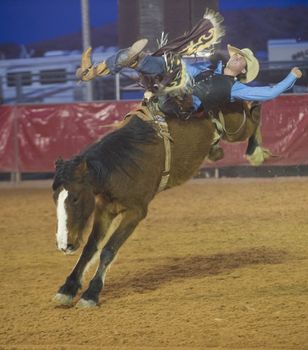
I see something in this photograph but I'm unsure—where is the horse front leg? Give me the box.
[75,207,147,308]
[53,208,116,306]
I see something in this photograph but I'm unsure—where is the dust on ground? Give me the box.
[0,178,308,349]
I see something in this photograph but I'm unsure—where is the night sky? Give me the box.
[0,0,307,45]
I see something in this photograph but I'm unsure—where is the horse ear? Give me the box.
[55,157,64,169]
[75,159,88,178]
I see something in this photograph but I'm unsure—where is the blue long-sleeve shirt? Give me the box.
[230,74,296,101]
[186,60,297,110]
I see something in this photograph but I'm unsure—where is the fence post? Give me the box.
[15,74,23,103]
[0,76,3,104]
[80,0,93,101]
[115,73,120,101]
[214,168,219,179]
[10,106,21,183]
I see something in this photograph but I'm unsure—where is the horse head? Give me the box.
[52,156,95,254]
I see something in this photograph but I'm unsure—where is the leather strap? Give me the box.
[125,105,172,192]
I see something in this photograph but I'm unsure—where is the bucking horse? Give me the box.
[52,99,268,308]
[52,9,272,308]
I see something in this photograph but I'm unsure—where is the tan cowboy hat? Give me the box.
[227,44,260,83]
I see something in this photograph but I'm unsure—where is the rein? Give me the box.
[125,105,173,192]
[218,108,247,136]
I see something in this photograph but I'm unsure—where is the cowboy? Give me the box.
[77,39,302,119]
[190,45,302,115]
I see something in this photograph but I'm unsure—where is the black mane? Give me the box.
[53,116,158,190]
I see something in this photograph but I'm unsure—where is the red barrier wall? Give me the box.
[210,94,308,167]
[0,95,308,173]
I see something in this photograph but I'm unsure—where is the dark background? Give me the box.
[0,0,308,59]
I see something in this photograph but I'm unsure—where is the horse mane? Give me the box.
[53,116,158,190]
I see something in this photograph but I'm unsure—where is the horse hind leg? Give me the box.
[245,103,275,166]
[76,207,147,308]
[246,124,277,166]
[245,128,265,166]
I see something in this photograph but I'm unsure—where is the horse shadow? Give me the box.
[103,246,289,300]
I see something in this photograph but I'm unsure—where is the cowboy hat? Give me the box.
[227,44,260,83]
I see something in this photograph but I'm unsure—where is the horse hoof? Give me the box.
[208,145,224,162]
[52,293,73,306]
[75,298,97,308]
[246,146,264,166]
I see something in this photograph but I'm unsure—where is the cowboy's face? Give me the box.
[226,53,247,76]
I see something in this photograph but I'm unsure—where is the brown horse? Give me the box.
[52,102,267,308]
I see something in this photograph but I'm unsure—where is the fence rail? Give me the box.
[1,60,308,104]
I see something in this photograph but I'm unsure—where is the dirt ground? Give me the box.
[0,178,308,350]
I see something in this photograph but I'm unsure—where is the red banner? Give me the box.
[261,95,308,166]
[211,95,308,167]
[13,101,138,172]
[0,95,308,172]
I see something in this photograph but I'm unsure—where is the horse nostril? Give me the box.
[67,244,75,251]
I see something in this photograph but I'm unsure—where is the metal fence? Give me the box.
[1,60,308,105]
[0,69,143,104]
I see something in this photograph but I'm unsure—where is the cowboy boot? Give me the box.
[95,38,148,76]
[114,38,148,70]
[76,47,97,81]
[96,61,110,77]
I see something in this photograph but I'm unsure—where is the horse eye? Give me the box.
[70,195,79,204]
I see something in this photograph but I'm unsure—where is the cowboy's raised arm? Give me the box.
[231,67,302,102]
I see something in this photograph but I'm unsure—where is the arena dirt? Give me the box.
[0,178,308,350]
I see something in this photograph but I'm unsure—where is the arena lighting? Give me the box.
[80,0,93,101]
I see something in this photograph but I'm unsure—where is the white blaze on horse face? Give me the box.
[56,189,68,251]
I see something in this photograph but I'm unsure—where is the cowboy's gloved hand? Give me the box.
[291,67,302,79]
[76,47,96,81]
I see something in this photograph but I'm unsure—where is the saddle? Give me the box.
[157,94,195,120]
